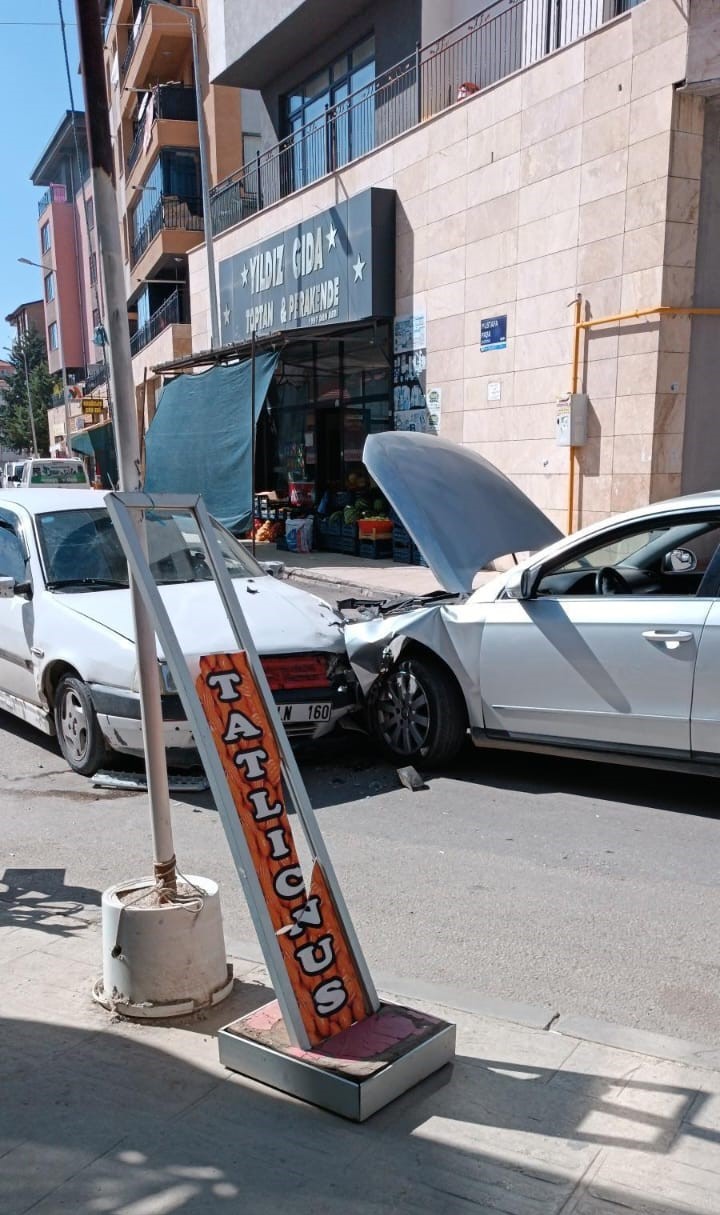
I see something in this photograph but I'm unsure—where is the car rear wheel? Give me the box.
[54,675,107,777]
[369,653,467,766]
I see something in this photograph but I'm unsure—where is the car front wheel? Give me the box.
[54,675,107,777]
[368,653,467,766]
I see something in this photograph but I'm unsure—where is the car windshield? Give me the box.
[35,508,264,590]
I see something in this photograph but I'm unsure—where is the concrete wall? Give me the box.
[192,0,695,530]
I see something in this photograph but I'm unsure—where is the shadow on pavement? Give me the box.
[0,1005,712,1214]
[0,867,101,937]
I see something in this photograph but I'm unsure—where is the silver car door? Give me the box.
[480,594,711,755]
[0,512,37,704]
[690,598,720,759]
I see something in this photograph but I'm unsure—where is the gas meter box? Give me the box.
[555,393,588,447]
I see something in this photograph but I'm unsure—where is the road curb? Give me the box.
[225,937,720,1071]
[284,564,405,599]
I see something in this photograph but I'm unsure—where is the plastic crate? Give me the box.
[358,538,393,560]
[411,545,428,567]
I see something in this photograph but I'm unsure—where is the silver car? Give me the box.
[346,431,720,774]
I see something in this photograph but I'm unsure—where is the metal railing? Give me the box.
[130,289,186,356]
[211,0,644,236]
[38,184,68,217]
[130,194,203,266]
[84,362,108,393]
[127,85,198,173]
[121,0,192,75]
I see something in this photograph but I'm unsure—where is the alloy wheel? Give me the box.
[375,662,431,756]
[58,686,89,765]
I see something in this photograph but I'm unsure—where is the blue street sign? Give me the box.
[480,315,507,352]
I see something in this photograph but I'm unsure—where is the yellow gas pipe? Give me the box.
[566,301,720,534]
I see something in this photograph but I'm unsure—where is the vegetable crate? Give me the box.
[358,538,393,560]
[392,524,414,565]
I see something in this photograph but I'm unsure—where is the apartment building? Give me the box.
[4,301,46,346]
[101,0,250,418]
[29,111,108,454]
[169,0,720,533]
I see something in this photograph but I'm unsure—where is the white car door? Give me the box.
[0,509,38,705]
[479,514,719,757]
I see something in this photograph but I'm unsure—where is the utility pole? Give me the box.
[74,0,177,895]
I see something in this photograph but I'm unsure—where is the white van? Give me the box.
[2,461,25,488]
[19,458,90,488]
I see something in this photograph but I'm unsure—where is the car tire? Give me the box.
[368,652,467,766]
[54,675,107,777]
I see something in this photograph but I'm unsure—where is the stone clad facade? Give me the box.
[190,0,710,531]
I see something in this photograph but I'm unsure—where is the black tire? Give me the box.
[368,652,467,766]
[53,675,107,777]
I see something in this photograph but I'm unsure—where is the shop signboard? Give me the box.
[219,188,396,343]
[82,398,104,416]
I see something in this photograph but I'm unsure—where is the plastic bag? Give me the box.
[284,517,314,554]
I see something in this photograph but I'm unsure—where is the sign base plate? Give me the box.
[218,999,455,1121]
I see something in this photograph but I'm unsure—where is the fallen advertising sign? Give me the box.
[106,491,455,1119]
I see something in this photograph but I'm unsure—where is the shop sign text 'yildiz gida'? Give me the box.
[218,188,395,342]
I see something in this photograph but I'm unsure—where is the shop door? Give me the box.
[316,410,343,493]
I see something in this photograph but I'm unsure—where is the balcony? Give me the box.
[130,288,187,356]
[38,183,68,218]
[210,0,646,237]
[127,85,198,174]
[84,362,108,393]
[130,193,204,272]
[122,0,193,95]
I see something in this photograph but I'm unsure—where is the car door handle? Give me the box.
[642,629,693,644]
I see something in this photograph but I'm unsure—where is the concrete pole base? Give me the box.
[94,874,233,1019]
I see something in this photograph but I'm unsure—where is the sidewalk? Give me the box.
[252,541,498,598]
[2,900,720,1214]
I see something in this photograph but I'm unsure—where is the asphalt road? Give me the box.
[3,687,720,1048]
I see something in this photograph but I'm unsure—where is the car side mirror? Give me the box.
[663,548,697,573]
[505,567,536,600]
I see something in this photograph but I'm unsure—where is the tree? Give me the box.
[0,330,54,455]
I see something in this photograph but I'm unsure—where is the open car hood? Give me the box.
[363,432,562,594]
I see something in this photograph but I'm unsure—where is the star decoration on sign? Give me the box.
[241,264,249,286]
[223,304,231,326]
[352,253,366,282]
[326,222,337,251]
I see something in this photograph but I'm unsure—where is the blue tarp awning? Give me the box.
[144,353,279,533]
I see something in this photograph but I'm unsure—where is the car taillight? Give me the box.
[261,654,331,690]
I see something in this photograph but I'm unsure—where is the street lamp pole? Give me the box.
[18,257,73,453]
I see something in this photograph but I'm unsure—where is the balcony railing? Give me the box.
[38,183,68,218]
[127,85,198,173]
[130,194,204,266]
[130,288,186,356]
[210,0,644,237]
[121,0,193,76]
[84,362,108,393]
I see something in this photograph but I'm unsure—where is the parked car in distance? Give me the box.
[0,488,355,775]
[345,431,720,776]
[2,461,25,488]
[19,458,90,487]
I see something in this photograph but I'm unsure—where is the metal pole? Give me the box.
[251,328,257,559]
[74,0,177,894]
[20,340,39,457]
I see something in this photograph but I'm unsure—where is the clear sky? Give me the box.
[0,3,81,355]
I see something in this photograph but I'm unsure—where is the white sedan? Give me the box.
[346,432,720,775]
[0,489,355,775]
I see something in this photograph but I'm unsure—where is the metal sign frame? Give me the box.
[105,491,379,1050]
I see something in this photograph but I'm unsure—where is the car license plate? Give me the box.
[277,702,332,724]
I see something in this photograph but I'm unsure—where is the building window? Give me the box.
[41,221,51,253]
[89,252,98,285]
[48,321,59,351]
[86,197,94,230]
[282,36,375,190]
[92,307,101,330]
[44,271,55,302]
